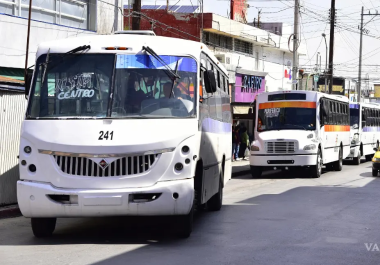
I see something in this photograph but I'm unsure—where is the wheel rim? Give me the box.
[317,153,322,175]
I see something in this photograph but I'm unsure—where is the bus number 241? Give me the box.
[99,131,114,140]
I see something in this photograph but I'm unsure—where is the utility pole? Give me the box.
[358,6,364,102]
[292,0,299,90]
[328,0,336,94]
[322,33,328,93]
[166,0,169,12]
[230,0,234,20]
[24,0,33,82]
[358,7,380,101]
[201,0,204,43]
[132,0,141,30]
[315,52,320,91]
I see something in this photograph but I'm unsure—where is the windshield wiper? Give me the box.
[39,45,91,86]
[169,60,179,99]
[142,46,181,81]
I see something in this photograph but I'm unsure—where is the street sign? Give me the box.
[314,75,319,82]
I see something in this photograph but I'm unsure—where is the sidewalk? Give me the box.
[0,204,21,219]
[231,159,251,177]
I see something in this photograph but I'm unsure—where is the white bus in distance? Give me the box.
[250,91,350,178]
[347,102,380,164]
[18,31,232,238]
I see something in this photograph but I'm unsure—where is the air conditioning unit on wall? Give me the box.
[215,54,230,64]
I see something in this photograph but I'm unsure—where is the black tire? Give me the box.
[310,149,322,178]
[31,218,56,238]
[176,206,194,238]
[372,169,378,177]
[250,166,262,178]
[353,150,361,165]
[366,155,373,162]
[333,147,343,171]
[208,175,223,211]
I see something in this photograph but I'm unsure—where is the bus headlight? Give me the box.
[303,144,316,151]
[251,145,260,151]
[24,146,32,154]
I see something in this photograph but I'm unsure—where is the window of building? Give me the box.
[204,32,233,50]
[234,39,253,54]
[0,0,94,30]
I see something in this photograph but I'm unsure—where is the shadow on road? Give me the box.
[2,166,380,265]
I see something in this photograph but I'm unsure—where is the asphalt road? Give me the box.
[1,161,380,265]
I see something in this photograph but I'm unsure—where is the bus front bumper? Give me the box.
[17,179,194,218]
[250,154,317,167]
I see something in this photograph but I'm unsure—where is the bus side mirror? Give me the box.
[204,70,217,93]
[25,72,33,97]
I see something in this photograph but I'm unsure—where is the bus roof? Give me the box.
[257,90,349,103]
[35,34,228,75]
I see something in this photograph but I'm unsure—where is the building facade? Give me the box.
[125,7,306,134]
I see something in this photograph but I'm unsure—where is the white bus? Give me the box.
[346,102,380,164]
[250,91,350,178]
[17,32,232,238]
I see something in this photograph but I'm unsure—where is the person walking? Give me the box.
[232,126,236,161]
[239,128,249,160]
[232,127,240,161]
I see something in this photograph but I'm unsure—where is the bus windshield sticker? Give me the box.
[115,55,197,72]
[55,73,95,100]
[264,108,280,118]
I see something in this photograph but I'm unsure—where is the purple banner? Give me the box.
[235,73,266,103]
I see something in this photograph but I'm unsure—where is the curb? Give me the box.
[0,204,21,219]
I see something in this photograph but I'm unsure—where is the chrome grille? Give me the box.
[265,141,297,154]
[53,154,159,177]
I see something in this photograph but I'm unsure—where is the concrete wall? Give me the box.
[0,90,26,205]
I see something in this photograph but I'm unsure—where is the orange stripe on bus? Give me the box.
[259,101,316,109]
[324,125,350,132]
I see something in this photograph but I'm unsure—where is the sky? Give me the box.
[136,0,380,81]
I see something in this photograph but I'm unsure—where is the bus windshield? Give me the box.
[258,107,316,132]
[27,54,197,119]
[350,108,359,127]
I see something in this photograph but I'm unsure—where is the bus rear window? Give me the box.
[268,93,306,101]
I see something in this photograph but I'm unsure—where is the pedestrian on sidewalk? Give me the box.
[232,127,240,161]
[239,127,249,160]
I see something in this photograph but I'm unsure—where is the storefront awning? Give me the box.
[233,105,252,114]
[236,68,267,77]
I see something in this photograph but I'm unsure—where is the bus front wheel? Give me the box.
[310,149,322,178]
[176,205,194,238]
[208,175,223,211]
[31,218,56,238]
[251,166,262,178]
[333,147,343,171]
[353,150,361,165]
